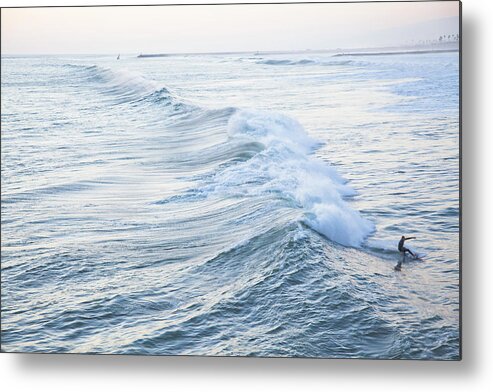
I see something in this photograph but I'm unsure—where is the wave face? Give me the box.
[79,65,197,114]
[256,58,358,67]
[258,58,317,66]
[1,52,460,359]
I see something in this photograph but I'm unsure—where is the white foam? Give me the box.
[219,109,374,247]
[228,109,317,155]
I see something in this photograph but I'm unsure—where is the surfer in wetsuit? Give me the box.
[398,236,416,257]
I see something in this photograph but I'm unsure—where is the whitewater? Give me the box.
[1,51,459,359]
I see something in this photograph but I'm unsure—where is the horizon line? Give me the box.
[1,41,460,58]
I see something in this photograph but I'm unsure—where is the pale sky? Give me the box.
[1,1,460,55]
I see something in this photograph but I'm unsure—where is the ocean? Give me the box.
[1,50,460,359]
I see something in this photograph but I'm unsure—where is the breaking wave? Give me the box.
[70,64,374,247]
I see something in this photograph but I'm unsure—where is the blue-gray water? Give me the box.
[1,51,459,359]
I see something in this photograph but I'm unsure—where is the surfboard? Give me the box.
[412,252,426,260]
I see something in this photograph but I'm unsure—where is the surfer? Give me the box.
[398,236,416,257]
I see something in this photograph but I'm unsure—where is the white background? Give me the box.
[0,0,491,391]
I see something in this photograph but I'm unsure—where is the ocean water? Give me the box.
[1,51,459,359]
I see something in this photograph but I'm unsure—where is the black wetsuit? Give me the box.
[398,237,414,256]
[398,237,405,251]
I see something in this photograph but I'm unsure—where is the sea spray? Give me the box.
[221,109,374,247]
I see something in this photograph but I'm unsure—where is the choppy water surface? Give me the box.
[1,51,459,359]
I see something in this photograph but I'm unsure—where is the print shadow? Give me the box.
[459,6,480,374]
[8,5,478,379]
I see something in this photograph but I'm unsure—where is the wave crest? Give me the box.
[222,110,374,247]
[257,59,316,66]
[256,58,358,67]
[70,64,196,113]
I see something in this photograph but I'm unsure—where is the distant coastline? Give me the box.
[333,41,458,57]
[333,48,458,57]
[136,41,459,59]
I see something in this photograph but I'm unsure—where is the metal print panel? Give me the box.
[0,1,461,359]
